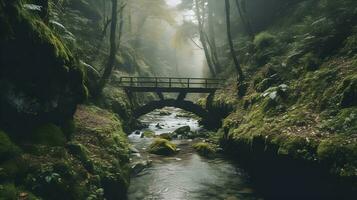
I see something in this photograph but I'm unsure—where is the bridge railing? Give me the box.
[118,77,223,89]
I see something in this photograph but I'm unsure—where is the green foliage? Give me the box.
[0,183,18,200]
[0,0,87,132]
[0,183,38,200]
[300,52,320,71]
[253,32,276,49]
[157,133,172,140]
[317,136,357,177]
[143,131,155,138]
[192,142,217,157]
[341,31,357,55]
[148,138,177,156]
[339,75,357,108]
[32,124,66,146]
[320,108,357,135]
[0,131,21,161]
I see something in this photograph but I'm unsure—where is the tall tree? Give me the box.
[207,0,221,72]
[194,0,216,76]
[96,0,119,95]
[225,0,245,96]
[235,0,254,39]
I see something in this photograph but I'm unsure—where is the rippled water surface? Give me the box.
[127,108,262,200]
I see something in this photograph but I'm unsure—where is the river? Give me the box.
[127,107,263,200]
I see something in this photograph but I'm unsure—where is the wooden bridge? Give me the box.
[118,77,222,92]
[118,77,224,128]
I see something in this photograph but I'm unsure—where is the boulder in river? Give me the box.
[156,133,173,140]
[148,138,177,156]
[174,126,191,135]
[131,160,152,175]
[155,123,163,129]
[192,142,217,157]
[142,130,155,138]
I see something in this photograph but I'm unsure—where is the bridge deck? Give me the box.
[118,77,223,93]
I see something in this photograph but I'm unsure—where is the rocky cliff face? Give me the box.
[0,0,87,132]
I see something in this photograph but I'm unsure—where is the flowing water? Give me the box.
[127,107,262,200]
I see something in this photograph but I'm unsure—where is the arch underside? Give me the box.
[133,99,210,119]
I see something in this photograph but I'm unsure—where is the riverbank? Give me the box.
[0,105,130,199]
[208,56,357,199]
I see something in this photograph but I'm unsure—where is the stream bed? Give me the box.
[127,107,263,200]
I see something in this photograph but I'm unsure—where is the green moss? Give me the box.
[157,133,172,140]
[273,135,318,160]
[173,126,190,135]
[254,32,276,49]
[317,136,357,177]
[0,183,17,200]
[0,131,21,161]
[143,130,155,138]
[32,124,66,146]
[148,139,177,156]
[300,52,320,71]
[192,142,217,157]
[66,142,93,172]
[0,183,38,200]
[339,75,357,108]
[321,108,357,135]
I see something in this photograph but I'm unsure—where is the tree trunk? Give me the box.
[207,0,221,72]
[40,0,50,23]
[235,0,254,39]
[96,0,118,95]
[225,0,245,96]
[194,0,216,77]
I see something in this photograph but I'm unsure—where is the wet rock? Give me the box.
[192,142,217,157]
[173,126,190,136]
[155,123,163,129]
[142,130,155,138]
[159,111,171,116]
[148,139,177,156]
[131,160,152,175]
[129,146,140,153]
[156,133,173,140]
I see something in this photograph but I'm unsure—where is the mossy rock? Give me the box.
[148,139,177,156]
[192,142,217,157]
[32,124,66,146]
[0,0,87,132]
[0,131,21,161]
[173,126,191,135]
[156,133,172,140]
[254,32,276,49]
[142,131,155,138]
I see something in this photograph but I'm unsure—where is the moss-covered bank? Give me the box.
[208,0,357,198]
[0,105,130,200]
[0,0,87,133]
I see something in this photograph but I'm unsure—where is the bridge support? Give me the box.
[206,92,215,110]
[176,92,187,101]
[156,92,165,100]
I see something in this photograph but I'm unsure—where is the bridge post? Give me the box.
[176,92,187,101]
[124,88,134,107]
[156,92,164,100]
[206,92,215,110]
